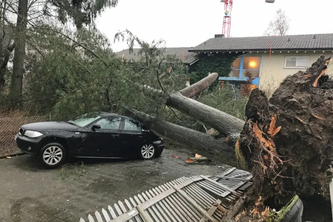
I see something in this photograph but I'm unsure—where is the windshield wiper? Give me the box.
[66,121,77,126]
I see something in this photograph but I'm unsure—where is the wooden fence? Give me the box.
[80,167,252,222]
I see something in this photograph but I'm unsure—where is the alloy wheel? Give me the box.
[141,144,155,159]
[43,146,63,165]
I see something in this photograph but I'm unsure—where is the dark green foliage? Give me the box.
[43,0,118,29]
[189,53,239,88]
[198,85,248,121]
[24,27,188,121]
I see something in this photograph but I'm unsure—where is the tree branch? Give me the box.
[179,72,218,98]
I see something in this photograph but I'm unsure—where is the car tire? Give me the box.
[39,142,66,168]
[140,144,155,160]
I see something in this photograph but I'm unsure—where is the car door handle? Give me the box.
[112,134,119,137]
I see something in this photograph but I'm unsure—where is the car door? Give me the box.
[80,116,122,157]
[115,117,144,158]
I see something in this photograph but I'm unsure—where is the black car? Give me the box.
[15,112,164,168]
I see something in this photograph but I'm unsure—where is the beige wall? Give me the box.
[253,52,333,96]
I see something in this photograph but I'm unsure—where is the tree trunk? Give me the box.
[141,72,245,143]
[179,72,219,98]
[130,109,239,168]
[237,55,333,220]
[0,42,15,89]
[10,0,27,105]
[167,92,244,143]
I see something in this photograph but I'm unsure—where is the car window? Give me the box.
[124,119,142,131]
[68,115,101,127]
[95,117,121,130]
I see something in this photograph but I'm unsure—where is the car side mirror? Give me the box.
[142,126,150,132]
[92,124,101,131]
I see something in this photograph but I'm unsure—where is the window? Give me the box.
[230,57,261,79]
[95,117,121,130]
[284,56,309,68]
[124,119,142,131]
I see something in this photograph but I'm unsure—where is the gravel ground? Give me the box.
[0,148,228,222]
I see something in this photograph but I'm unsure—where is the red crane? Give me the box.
[221,0,233,38]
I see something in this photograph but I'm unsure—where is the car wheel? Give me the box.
[39,143,66,168]
[140,144,155,160]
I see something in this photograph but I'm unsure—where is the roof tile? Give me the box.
[190,34,333,52]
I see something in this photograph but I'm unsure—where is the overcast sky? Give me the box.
[95,0,333,52]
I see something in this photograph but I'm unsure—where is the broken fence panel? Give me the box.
[79,169,252,222]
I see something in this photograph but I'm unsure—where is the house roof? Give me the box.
[115,47,198,64]
[189,33,333,52]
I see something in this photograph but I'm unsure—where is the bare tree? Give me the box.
[264,9,290,36]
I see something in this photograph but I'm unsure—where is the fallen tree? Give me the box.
[132,55,333,221]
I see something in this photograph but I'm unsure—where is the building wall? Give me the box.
[256,52,333,96]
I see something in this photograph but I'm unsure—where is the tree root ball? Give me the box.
[238,55,333,217]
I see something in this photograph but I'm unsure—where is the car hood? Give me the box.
[21,121,79,132]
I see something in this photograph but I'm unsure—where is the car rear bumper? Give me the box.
[15,134,41,155]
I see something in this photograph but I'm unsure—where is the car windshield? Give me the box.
[68,114,101,127]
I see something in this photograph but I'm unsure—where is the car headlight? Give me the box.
[24,130,43,138]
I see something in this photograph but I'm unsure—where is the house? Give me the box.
[189,34,333,94]
[115,47,198,66]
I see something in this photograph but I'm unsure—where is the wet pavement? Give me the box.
[0,148,228,222]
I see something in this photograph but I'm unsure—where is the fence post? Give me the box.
[330,177,333,221]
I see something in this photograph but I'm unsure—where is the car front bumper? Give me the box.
[153,141,164,155]
[15,134,42,155]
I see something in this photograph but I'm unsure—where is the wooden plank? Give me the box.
[169,181,203,221]
[216,176,252,181]
[220,167,236,177]
[173,186,218,222]
[148,189,171,222]
[110,209,139,222]
[140,192,160,222]
[156,186,185,222]
[114,203,123,216]
[330,178,333,221]
[88,214,95,222]
[94,211,104,222]
[101,208,111,222]
[201,175,240,196]
[190,184,216,204]
[118,200,135,222]
[136,205,153,222]
[160,184,190,222]
[108,205,117,219]
[220,176,252,197]
[143,191,164,222]
[139,178,199,210]
[165,180,200,222]
[151,188,177,222]
[139,193,158,221]
[183,186,210,209]
[124,199,141,222]
[227,172,251,179]
[129,196,145,222]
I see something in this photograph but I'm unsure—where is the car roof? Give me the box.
[98,112,135,120]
